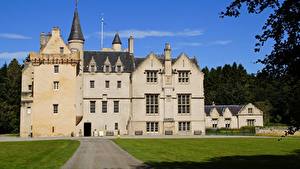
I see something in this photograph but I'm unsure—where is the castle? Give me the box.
[20,6,263,137]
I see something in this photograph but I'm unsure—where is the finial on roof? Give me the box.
[112,33,122,44]
[68,1,85,42]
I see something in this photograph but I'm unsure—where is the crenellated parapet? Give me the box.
[29,52,80,66]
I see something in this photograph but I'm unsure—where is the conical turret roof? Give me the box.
[112,33,122,44]
[68,8,85,41]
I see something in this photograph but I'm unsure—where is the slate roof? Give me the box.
[112,33,122,44]
[83,51,134,72]
[68,8,85,41]
[134,54,200,69]
[204,105,244,116]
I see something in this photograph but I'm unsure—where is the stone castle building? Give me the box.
[20,6,263,137]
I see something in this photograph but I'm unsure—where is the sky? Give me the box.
[0,0,274,73]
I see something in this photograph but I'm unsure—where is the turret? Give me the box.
[68,6,84,53]
[112,33,122,51]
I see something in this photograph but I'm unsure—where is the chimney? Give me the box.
[128,35,134,54]
[40,32,46,50]
[164,43,172,75]
[164,43,171,61]
[51,27,61,37]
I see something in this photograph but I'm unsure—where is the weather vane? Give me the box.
[75,0,78,8]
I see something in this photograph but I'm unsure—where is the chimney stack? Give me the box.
[128,35,134,54]
[164,43,171,61]
[40,32,46,50]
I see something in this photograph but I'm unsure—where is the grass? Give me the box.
[114,138,300,169]
[0,140,79,169]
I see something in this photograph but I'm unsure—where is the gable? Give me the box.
[41,28,71,55]
[238,103,263,115]
[172,53,201,73]
[134,53,163,72]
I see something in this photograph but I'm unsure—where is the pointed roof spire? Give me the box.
[68,2,85,42]
[112,33,122,44]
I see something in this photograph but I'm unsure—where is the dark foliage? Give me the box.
[0,59,22,134]
[221,0,300,130]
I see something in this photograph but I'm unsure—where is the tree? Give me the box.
[0,59,22,134]
[221,0,300,131]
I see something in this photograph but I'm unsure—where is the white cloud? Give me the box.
[96,29,203,39]
[0,51,29,61]
[178,42,203,47]
[0,33,32,40]
[210,40,232,45]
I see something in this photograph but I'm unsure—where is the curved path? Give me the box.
[62,138,148,169]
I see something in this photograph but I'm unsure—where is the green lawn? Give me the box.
[0,140,79,169]
[114,138,300,169]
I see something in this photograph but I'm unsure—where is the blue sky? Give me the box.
[0,0,273,73]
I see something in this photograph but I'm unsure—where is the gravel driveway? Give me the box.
[62,138,148,169]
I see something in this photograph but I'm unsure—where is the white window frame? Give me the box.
[146,70,158,83]
[90,101,96,113]
[90,80,95,88]
[114,101,119,113]
[146,94,159,115]
[53,81,59,90]
[54,65,59,73]
[146,122,159,133]
[178,94,191,114]
[178,121,191,131]
[178,71,190,84]
[53,104,58,114]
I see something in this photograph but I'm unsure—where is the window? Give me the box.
[115,123,118,130]
[27,107,31,114]
[178,94,190,114]
[60,47,64,54]
[102,101,107,113]
[54,65,59,73]
[146,94,159,114]
[28,85,32,91]
[225,118,231,128]
[90,65,95,72]
[117,81,121,88]
[116,65,122,72]
[178,121,191,131]
[52,126,55,133]
[53,104,58,114]
[105,65,110,73]
[146,122,159,132]
[247,119,255,126]
[114,101,119,113]
[53,81,59,90]
[178,71,189,83]
[105,81,110,88]
[146,71,157,83]
[248,108,253,114]
[90,101,96,113]
[212,118,218,128]
[90,80,95,88]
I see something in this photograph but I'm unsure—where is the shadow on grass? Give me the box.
[141,150,300,169]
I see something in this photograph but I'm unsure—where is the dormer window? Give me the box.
[116,65,122,72]
[105,65,110,73]
[90,65,96,72]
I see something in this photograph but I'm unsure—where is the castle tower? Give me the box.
[112,33,122,51]
[68,5,85,54]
